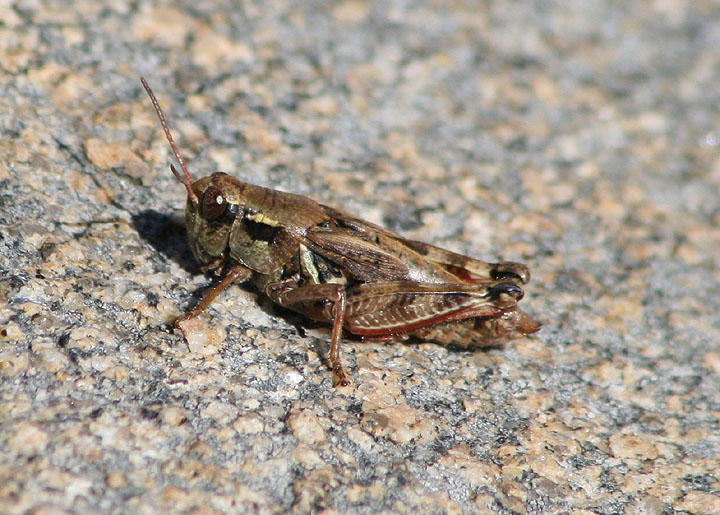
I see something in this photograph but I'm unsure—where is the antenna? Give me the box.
[141,77,198,205]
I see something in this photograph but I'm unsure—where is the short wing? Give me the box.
[321,206,529,284]
[304,226,412,281]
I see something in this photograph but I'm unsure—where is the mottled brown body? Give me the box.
[141,78,540,386]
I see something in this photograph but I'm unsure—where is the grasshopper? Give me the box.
[141,78,540,386]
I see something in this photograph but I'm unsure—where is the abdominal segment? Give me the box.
[409,309,541,347]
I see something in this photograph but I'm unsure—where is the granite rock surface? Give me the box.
[1,1,719,513]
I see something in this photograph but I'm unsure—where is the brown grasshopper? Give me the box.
[141,78,540,386]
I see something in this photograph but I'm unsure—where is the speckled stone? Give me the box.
[1,0,720,513]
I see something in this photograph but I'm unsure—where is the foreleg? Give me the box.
[175,264,252,326]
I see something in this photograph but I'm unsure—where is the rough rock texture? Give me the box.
[1,1,719,513]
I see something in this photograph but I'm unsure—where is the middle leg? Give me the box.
[266,281,350,386]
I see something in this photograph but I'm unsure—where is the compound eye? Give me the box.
[202,186,227,220]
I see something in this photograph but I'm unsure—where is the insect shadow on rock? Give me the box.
[131,209,196,273]
[140,77,541,387]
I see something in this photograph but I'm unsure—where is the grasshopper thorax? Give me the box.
[186,171,331,275]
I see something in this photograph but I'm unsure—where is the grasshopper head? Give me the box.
[183,172,245,265]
